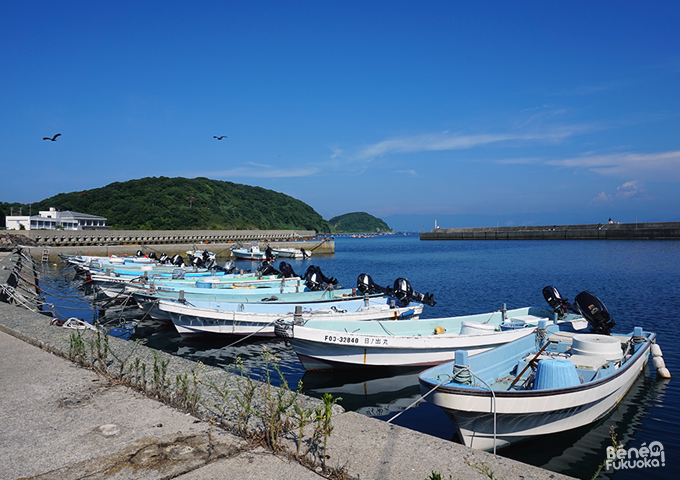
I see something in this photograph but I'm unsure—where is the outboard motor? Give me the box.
[279,262,297,278]
[573,291,615,335]
[392,277,413,305]
[303,266,337,291]
[148,252,157,260]
[136,250,144,257]
[171,254,184,266]
[391,278,436,307]
[542,285,575,320]
[220,260,237,274]
[257,260,280,277]
[356,273,387,295]
[159,253,169,264]
[191,256,204,268]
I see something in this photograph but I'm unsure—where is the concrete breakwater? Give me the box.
[0,248,575,480]
[7,229,334,261]
[421,221,680,240]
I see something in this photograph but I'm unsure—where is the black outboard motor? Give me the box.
[171,254,184,266]
[279,262,297,278]
[356,273,387,295]
[542,285,575,320]
[159,253,169,264]
[191,256,204,268]
[136,250,144,257]
[257,260,280,277]
[391,277,436,307]
[573,290,615,335]
[148,252,157,260]
[304,266,338,291]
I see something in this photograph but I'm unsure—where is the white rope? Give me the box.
[386,365,499,455]
[386,376,451,425]
[62,317,97,331]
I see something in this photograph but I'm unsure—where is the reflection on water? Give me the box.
[40,237,680,479]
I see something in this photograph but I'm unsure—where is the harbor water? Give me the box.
[41,235,679,479]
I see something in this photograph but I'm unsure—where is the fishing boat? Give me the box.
[60,252,157,267]
[186,249,216,261]
[274,305,580,371]
[132,274,433,323]
[160,297,423,336]
[271,247,311,258]
[231,244,269,260]
[418,290,665,451]
[89,272,302,299]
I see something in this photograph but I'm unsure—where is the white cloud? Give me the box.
[395,169,418,177]
[591,191,613,205]
[357,129,577,160]
[546,150,680,182]
[616,180,642,198]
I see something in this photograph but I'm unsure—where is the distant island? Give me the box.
[329,212,391,233]
[1,177,391,233]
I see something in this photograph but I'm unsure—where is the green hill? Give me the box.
[328,212,391,233]
[2,177,332,232]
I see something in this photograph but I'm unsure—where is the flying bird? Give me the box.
[43,133,61,141]
[213,135,227,140]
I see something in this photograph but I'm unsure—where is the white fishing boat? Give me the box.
[231,244,269,260]
[160,297,423,336]
[418,290,666,451]
[271,247,311,258]
[274,305,580,371]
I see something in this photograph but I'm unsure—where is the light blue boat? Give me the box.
[418,290,664,451]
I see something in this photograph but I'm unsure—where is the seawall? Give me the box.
[421,221,680,240]
[6,229,334,261]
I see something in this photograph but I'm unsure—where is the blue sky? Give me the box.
[2,1,679,231]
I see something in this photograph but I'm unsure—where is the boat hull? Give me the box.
[277,307,561,371]
[163,300,423,337]
[287,327,536,370]
[419,329,655,450]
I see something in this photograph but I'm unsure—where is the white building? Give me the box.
[5,207,107,231]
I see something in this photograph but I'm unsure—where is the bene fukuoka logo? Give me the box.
[606,441,665,471]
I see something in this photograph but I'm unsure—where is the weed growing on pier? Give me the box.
[256,347,300,451]
[67,331,86,365]
[64,329,340,477]
[108,338,142,379]
[464,458,499,480]
[151,351,170,396]
[173,368,201,412]
[204,357,257,436]
[426,472,452,480]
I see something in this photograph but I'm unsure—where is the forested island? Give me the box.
[1,177,391,233]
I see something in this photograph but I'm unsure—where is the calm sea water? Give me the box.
[43,235,679,479]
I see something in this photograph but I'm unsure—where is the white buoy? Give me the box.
[653,356,666,370]
[652,342,671,378]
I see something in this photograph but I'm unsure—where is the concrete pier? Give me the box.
[421,221,680,240]
[0,249,575,480]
